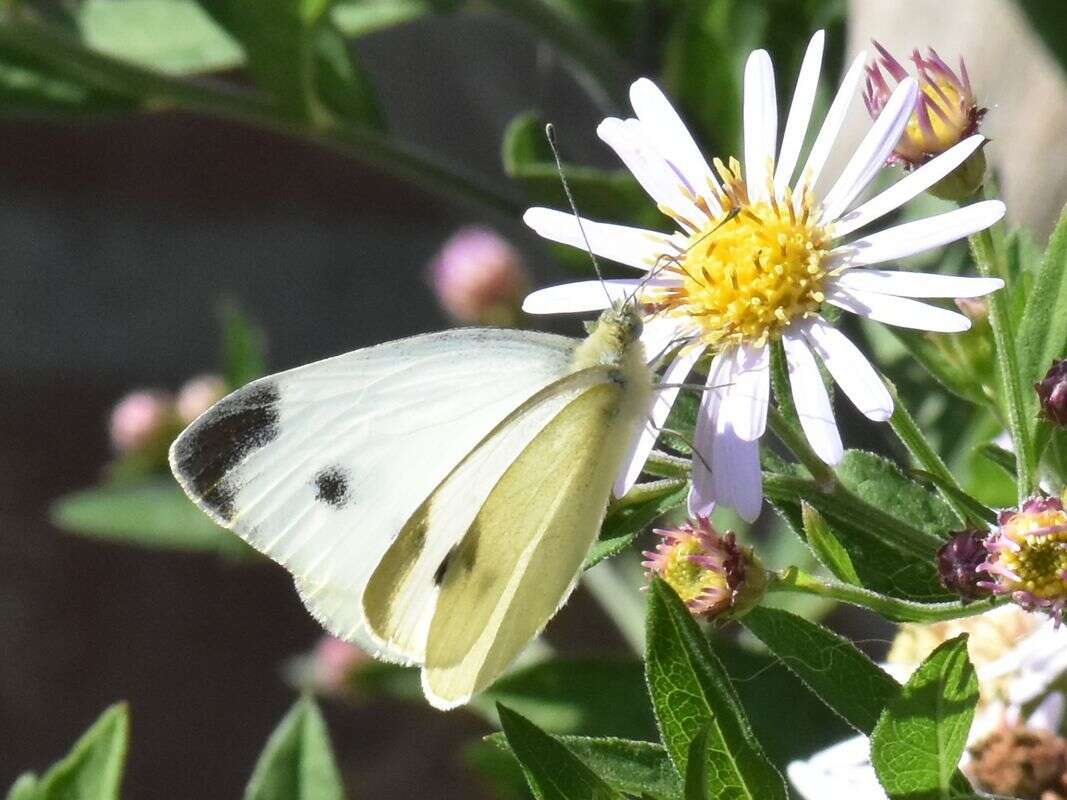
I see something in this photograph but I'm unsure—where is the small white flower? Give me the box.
[522,31,1005,521]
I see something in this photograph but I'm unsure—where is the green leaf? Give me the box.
[245,696,344,800]
[502,112,659,233]
[332,0,457,37]
[355,658,658,740]
[888,328,989,408]
[220,303,267,389]
[6,774,38,800]
[645,580,787,798]
[871,635,979,800]
[51,480,250,557]
[497,704,625,800]
[488,735,681,800]
[0,47,136,116]
[910,470,997,526]
[683,724,713,800]
[742,606,898,734]
[801,502,860,584]
[36,703,129,800]
[1017,203,1067,388]
[587,480,688,568]
[196,0,380,126]
[77,0,243,75]
[976,442,1017,478]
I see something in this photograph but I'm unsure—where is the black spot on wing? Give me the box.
[172,381,281,522]
[433,546,456,586]
[314,465,351,508]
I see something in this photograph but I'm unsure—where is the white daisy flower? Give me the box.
[522,30,1006,522]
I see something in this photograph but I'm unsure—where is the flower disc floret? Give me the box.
[981,494,1067,624]
[651,161,832,347]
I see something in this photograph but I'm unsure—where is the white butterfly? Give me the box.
[170,305,654,709]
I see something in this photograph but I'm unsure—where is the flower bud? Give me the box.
[864,42,987,198]
[311,635,368,695]
[937,529,991,601]
[954,297,989,323]
[176,374,227,424]
[1037,360,1067,427]
[109,390,173,453]
[429,227,530,326]
[979,493,1067,624]
[642,517,765,620]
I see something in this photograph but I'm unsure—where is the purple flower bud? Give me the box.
[937,529,991,600]
[177,374,227,424]
[311,635,368,695]
[429,227,530,326]
[109,390,173,453]
[1037,360,1067,426]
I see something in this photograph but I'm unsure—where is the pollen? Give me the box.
[649,158,831,347]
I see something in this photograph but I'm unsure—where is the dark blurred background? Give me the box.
[1,0,1066,797]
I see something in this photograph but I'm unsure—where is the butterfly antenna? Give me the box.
[545,124,614,309]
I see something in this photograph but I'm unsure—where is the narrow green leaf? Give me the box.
[683,724,712,800]
[1018,203,1067,386]
[487,734,680,800]
[0,47,136,116]
[743,606,899,733]
[645,580,787,798]
[6,774,38,800]
[51,480,250,557]
[497,704,624,800]
[36,703,129,800]
[502,112,658,231]
[910,470,997,526]
[976,443,1017,478]
[888,328,989,407]
[332,0,456,37]
[220,302,267,389]
[801,502,860,584]
[871,635,979,800]
[972,224,1036,500]
[587,480,688,568]
[245,696,344,800]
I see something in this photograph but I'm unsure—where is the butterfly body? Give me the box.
[170,305,651,708]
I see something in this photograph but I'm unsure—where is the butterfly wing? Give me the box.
[422,371,649,708]
[169,328,578,656]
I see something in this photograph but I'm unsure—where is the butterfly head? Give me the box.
[596,303,644,347]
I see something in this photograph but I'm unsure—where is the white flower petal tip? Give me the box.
[828,286,973,333]
[522,280,638,314]
[832,200,1008,269]
[803,317,894,422]
[522,207,672,270]
[774,30,824,192]
[783,332,843,465]
[743,48,777,205]
[831,271,1005,299]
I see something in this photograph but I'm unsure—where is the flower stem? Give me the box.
[0,19,525,221]
[766,567,1001,623]
[970,219,1036,503]
[885,379,980,526]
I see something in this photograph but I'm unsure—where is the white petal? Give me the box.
[782,331,843,465]
[774,31,824,194]
[689,352,733,517]
[830,200,1007,267]
[803,316,893,421]
[597,118,708,228]
[820,78,919,224]
[744,49,777,205]
[832,135,986,236]
[523,207,675,270]
[629,78,720,209]
[721,342,770,442]
[613,344,705,497]
[827,286,972,333]
[712,404,764,523]
[640,314,691,366]
[522,280,639,314]
[795,51,866,198]
[831,269,1003,298]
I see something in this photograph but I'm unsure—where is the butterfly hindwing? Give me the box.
[170,328,578,647]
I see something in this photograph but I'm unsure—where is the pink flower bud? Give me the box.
[312,636,368,695]
[109,390,173,453]
[1037,360,1067,427]
[176,374,227,424]
[429,227,530,326]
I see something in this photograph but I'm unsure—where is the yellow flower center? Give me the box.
[650,159,831,347]
[1000,510,1067,599]
[661,536,726,606]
